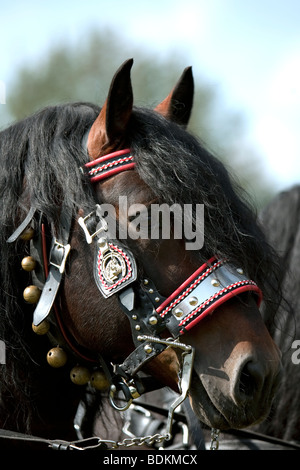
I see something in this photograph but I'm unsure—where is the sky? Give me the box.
[1,0,300,191]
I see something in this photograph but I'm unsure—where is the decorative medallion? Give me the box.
[102,251,127,284]
[94,240,137,298]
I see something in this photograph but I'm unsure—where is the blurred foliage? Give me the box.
[5,29,274,207]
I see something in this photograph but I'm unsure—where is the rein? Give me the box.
[5,146,263,449]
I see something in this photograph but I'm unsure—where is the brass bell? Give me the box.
[32,320,50,335]
[21,256,36,272]
[70,366,91,385]
[20,226,35,241]
[47,347,67,368]
[90,370,110,391]
[23,285,41,304]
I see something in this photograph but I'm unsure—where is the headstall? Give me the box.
[7,144,263,446]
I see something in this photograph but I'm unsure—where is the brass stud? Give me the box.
[23,285,41,304]
[211,279,220,288]
[155,297,160,303]
[47,347,67,368]
[98,237,107,248]
[70,366,91,385]
[189,296,198,306]
[148,288,154,294]
[20,226,35,241]
[90,370,110,391]
[174,308,184,318]
[149,316,158,325]
[21,256,36,272]
[32,320,50,335]
[144,344,153,354]
[143,279,149,285]
[135,325,141,331]
[237,268,244,275]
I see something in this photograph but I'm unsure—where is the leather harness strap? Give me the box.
[0,429,110,450]
[32,205,72,326]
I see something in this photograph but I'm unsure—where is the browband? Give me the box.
[84,149,135,183]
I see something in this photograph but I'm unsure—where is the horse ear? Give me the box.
[154,66,194,127]
[87,59,134,159]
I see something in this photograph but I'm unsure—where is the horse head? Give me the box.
[1,59,282,441]
[58,59,281,431]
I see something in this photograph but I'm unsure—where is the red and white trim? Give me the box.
[156,257,223,318]
[155,257,263,336]
[85,149,135,183]
[96,242,133,293]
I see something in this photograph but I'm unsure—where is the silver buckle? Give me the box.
[50,240,71,274]
[78,208,108,244]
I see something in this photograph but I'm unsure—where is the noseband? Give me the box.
[7,146,263,438]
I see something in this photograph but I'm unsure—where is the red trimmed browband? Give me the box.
[84,149,135,183]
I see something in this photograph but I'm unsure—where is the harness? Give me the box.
[77,148,262,388]
[6,146,263,449]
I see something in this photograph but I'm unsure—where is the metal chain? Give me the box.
[66,432,170,450]
[116,432,170,448]
[210,428,220,450]
[67,427,221,450]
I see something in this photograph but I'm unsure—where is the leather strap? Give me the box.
[115,341,166,379]
[33,207,72,326]
[0,429,109,450]
[83,149,135,183]
[33,265,64,326]
[6,207,36,243]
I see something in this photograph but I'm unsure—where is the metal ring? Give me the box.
[109,382,133,412]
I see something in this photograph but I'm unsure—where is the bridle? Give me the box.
[6,145,263,449]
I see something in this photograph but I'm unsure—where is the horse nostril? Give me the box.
[238,360,264,400]
[239,364,256,398]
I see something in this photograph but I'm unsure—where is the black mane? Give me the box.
[0,103,99,428]
[0,102,282,429]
